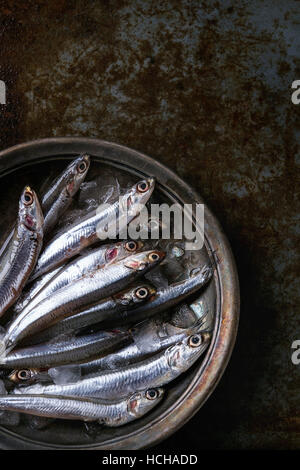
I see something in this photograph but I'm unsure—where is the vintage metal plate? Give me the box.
[0,138,239,449]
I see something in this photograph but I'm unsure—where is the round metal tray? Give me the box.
[0,138,239,450]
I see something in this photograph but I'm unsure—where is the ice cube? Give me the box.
[48,365,81,385]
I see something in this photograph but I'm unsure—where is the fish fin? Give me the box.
[191,317,205,330]
[190,314,213,335]
[194,316,205,327]
[190,263,213,279]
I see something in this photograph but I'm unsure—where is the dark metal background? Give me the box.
[0,0,299,449]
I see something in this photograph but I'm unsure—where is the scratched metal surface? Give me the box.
[0,0,299,449]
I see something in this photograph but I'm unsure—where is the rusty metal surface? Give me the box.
[0,1,299,449]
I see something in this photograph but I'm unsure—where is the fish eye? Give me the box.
[23,191,34,206]
[77,161,87,173]
[17,370,31,380]
[146,389,159,400]
[125,241,137,252]
[137,181,149,193]
[135,287,149,299]
[188,334,202,348]
[148,252,160,262]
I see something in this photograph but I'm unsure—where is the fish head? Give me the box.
[8,368,39,385]
[123,249,165,272]
[65,154,91,196]
[114,283,157,307]
[127,387,164,418]
[113,240,145,262]
[20,186,44,234]
[122,177,155,215]
[132,284,157,304]
[166,332,211,371]
[104,240,144,265]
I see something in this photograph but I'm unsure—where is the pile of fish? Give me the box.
[0,155,213,429]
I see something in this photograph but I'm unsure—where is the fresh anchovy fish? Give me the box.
[16,240,143,323]
[15,333,210,399]
[26,265,212,346]
[0,156,89,320]
[41,154,90,234]
[8,365,81,387]
[14,266,64,314]
[0,330,131,369]
[41,155,90,214]
[2,250,165,353]
[80,316,209,375]
[23,283,157,346]
[0,388,164,425]
[31,177,155,280]
[0,155,90,262]
[8,368,51,385]
[0,187,44,319]
[108,264,213,326]
[13,315,202,383]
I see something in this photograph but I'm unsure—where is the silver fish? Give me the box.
[23,283,157,346]
[15,333,210,399]
[14,240,143,327]
[108,264,213,326]
[2,250,165,352]
[0,388,164,425]
[0,155,90,262]
[8,368,51,385]
[41,155,90,211]
[42,154,90,234]
[31,177,156,280]
[13,313,203,381]
[26,265,212,346]
[80,316,209,375]
[13,266,64,314]
[0,330,131,369]
[0,187,44,319]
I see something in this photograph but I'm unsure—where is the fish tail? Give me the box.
[190,263,213,279]
[191,317,205,331]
